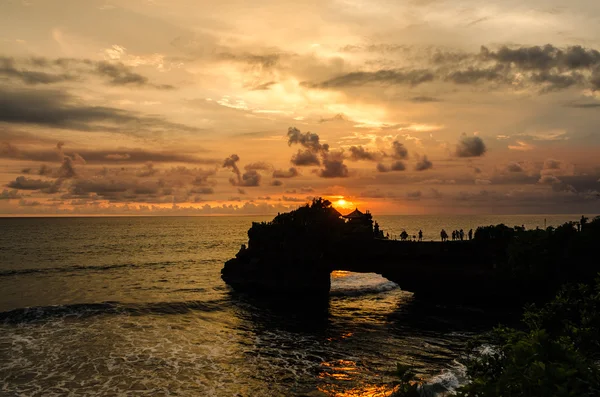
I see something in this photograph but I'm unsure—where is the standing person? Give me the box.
[418,230,423,242]
[460,229,464,241]
[468,229,473,240]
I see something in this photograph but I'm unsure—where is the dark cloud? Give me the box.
[223,154,242,182]
[287,127,329,153]
[290,149,320,166]
[7,176,54,190]
[543,159,561,170]
[319,152,349,178]
[456,136,487,157]
[415,155,433,171]
[391,141,409,159]
[0,189,21,200]
[0,143,216,165]
[94,61,148,86]
[0,56,75,85]
[319,113,347,123]
[0,88,198,135]
[218,52,281,68]
[410,96,441,102]
[244,162,272,171]
[406,191,422,200]
[376,161,406,172]
[272,167,299,178]
[446,66,505,84]
[237,170,261,187]
[305,69,435,88]
[189,187,214,195]
[281,195,305,202]
[348,146,383,161]
[223,154,261,187]
[18,199,42,207]
[481,45,600,72]
[506,162,524,172]
[271,180,284,186]
[0,56,172,89]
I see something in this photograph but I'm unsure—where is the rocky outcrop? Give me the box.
[221,248,331,299]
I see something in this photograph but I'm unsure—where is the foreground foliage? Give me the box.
[457,279,600,397]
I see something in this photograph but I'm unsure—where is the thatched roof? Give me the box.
[342,208,365,219]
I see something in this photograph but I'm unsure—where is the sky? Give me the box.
[1,0,599,216]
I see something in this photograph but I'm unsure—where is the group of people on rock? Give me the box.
[440,228,473,242]
[399,229,424,241]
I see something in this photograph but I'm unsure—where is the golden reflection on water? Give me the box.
[317,360,398,396]
[317,384,397,397]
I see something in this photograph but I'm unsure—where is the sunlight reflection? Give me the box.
[331,270,351,278]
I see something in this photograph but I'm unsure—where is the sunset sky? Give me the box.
[1,0,599,215]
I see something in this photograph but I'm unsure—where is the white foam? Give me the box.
[330,272,400,297]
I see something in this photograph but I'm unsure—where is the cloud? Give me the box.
[319,152,349,178]
[237,170,261,186]
[244,162,272,171]
[272,167,299,178]
[348,146,383,161]
[305,69,435,88]
[0,56,173,89]
[406,191,422,200]
[481,45,600,72]
[376,161,406,172]
[410,96,441,103]
[287,127,329,153]
[291,149,320,166]
[506,162,523,172]
[456,136,487,157]
[0,56,75,85]
[0,87,198,135]
[271,179,283,186]
[7,176,54,190]
[0,189,21,200]
[446,66,505,84]
[223,154,261,187]
[391,141,409,159]
[415,155,433,171]
[0,143,216,164]
[543,159,561,170]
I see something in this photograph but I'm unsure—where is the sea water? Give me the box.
[0,215,590,396]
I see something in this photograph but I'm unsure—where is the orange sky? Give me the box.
[1,0,599,215]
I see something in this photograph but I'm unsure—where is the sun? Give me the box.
[333,198,354,209]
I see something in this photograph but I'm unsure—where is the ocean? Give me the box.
[0,214,592,396]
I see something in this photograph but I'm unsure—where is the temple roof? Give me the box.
[342,208,365,219]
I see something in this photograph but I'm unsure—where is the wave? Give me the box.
[0,299,225,324]
[420,360,468,396]
[330,271,400,297]
[0,260,191,278]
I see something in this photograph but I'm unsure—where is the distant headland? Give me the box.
[221,198,599,305]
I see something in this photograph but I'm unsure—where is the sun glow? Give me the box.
[333,198,355,210]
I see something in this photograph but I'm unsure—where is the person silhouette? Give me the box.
[468,229,473,240]
[459,229,464,241]
[580,215,588,231]
[418,230,423,241]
